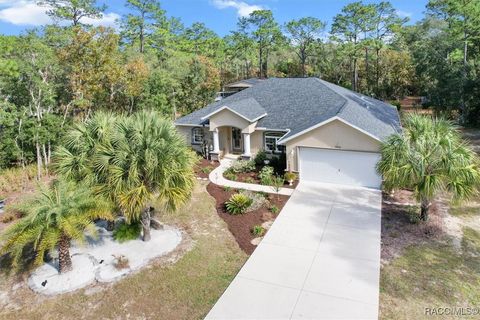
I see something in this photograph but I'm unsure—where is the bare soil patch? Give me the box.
[206,182,289,254]
[381,190,448,264]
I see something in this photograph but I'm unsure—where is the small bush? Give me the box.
[284,172,297,182]
[244,177,255,184]
[270,153,287,175]
[407,207,421,224]
[254,150,268,166]
[391,100,401,112]
[223,186,232,192]
[201,166,213,174]
[113,221,141,242]
[230,160,255,173]
[0,212,15,223]
[251,225,266,236]
[112,254,130,270]
[270,205,280,215]
[224,171,237,181]
[225,193,253,215]
[259,166,274,185]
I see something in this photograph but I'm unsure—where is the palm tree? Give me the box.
[54,110,196,241]
[377,114,480,221]
[0,179,113,273]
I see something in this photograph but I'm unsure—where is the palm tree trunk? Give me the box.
[420,199,430,221]
[141,207,152,242]
[58,233,73,273]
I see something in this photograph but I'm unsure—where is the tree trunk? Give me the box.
[35,141,42,180]
[58,233,73,273]
[375,47,380,95]
[259,46,263,78]
[141,207,152,242]
[106,220,115,231]
[420,199,430,221]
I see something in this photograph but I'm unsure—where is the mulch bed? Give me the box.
[194,158,219,179]
[206,183,289,254]
[224,169,299,189]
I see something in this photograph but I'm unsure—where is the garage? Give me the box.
[298,147,382,189]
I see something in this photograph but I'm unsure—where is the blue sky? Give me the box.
[0,0,429,36]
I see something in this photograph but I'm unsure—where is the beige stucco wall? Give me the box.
[176,125,212,153]
[285,120,381,171]
[250,130,264,155]
[209,109,250,132]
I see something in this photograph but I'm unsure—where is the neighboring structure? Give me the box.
[175,77,401,188]
[216,78,265,100]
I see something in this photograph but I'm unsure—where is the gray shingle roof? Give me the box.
[225,78,264,88]
[175,78,401,142]
[201,97,267,122]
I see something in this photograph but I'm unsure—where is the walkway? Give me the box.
[206,182,382,319]
[208,158,294,196]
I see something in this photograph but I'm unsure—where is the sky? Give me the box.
[0,0,429,36]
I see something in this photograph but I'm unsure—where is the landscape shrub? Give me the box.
[254,150,268,166]
[251,225,266,236]
[201,166,213,174]
[224,171,237,181]
[113,221,142,242]
[284,172,297,182]
[230,159,255,173]
[225,193,253,215]
[244,177,255,184]
[259,166,274,185]
[270,205,279,215]
[270,153,287,175]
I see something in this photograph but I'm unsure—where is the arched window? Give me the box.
[192,127,204,145]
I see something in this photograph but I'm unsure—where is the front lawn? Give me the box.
[0,181,247,320]
[380,227,480,320]
[380,189,480,319]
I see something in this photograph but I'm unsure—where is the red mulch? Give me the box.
[224,168,298,189]
[206,183,289,254]
[194,158,219,179]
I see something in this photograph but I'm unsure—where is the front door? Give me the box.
[231,128,243,154]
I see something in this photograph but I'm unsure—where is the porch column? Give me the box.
[243,133,251,157]
[212,129,220,153]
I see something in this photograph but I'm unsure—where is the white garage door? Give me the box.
[298,147,382,189]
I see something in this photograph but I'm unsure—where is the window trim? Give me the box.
[264,132,286,154]
[191,127,204,145]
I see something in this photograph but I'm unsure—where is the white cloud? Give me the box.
[396,10,412,19]
[83,12,120,28]
[212,0,264,17]
[0,0,119,28]
[0,1,50,26]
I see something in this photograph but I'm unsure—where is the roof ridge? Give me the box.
[314,78,349,116]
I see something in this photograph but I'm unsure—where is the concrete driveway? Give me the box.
[206,182,382,320]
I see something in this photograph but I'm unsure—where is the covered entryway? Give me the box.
[298,147,381,189]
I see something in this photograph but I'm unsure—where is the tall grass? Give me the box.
[0,165,38,198]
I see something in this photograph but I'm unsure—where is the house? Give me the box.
[216,78,265,100]
[175,77,401,189]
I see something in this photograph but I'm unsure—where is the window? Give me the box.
[264,132,286,153]
[192,127,204,145]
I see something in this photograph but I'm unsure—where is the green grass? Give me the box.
[449,204,480,218]
[0,182,247,320]
[380,227,480,320]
